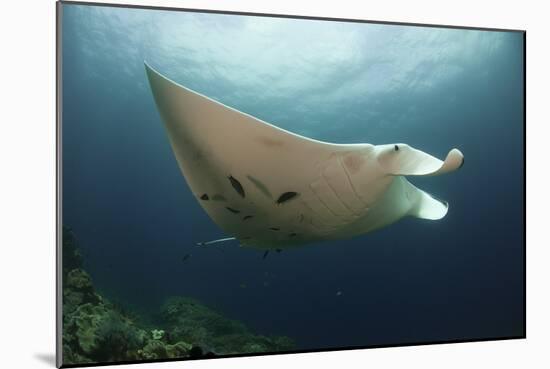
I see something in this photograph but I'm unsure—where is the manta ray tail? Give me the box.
[196,237,237,246]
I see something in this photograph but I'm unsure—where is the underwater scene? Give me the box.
[60,3,525,367]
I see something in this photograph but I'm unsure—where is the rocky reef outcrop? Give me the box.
[61,226,294,365]
[159,296,294,356]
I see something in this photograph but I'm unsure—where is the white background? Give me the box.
[0,0,548,368]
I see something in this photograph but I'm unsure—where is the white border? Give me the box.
[1,1,548,368]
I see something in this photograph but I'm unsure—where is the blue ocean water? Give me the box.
[61,4,524,350]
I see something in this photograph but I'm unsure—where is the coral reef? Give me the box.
[61,226,294,365]
[159,296,294,355]
[151,329,165,340]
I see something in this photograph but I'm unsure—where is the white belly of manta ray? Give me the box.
[145,62,464,251]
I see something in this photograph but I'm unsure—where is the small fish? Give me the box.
[225,207,240,214]
[196,237,236,246]
[228,175,245,198]
[242,215,253,221]
[263,281,269,287]
[269,227,280,231]
[336,291,343,296]
[263,250,269,259]
[239,283,247,289]
[182,254,191,263]
[276,191,299,204]
[246,175,273,199]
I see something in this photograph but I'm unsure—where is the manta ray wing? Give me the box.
[145,63,463,250]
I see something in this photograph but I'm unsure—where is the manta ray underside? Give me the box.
[145,63,464,250]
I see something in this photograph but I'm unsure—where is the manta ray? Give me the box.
[145,63,464,251]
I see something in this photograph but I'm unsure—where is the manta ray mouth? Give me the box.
[426,192,449,208]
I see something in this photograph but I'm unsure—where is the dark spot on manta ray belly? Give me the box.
[276,192,299,204]
[225,207,240,214]
[228,176,245,198]
[200,193,209,200]
[242,215,253,221]
[394,144,399,151]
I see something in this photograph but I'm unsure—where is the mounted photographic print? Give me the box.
[56,1,525,367]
